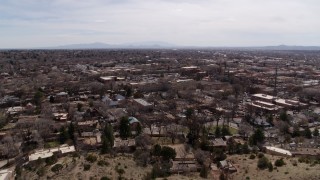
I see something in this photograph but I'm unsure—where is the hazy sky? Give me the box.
[1,0,320,48]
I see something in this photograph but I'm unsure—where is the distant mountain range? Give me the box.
[34,42,320,50]
[45,41,176,49]
[249,45,320,51]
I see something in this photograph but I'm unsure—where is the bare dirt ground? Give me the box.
[165,173,208,180]
[23,152,320,180]
[20,152,212,180]
[228,154,320,180]
[21,153,152,180]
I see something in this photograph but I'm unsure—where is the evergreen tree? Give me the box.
[200,165,208,178]
[104,123,114,147]
[136,123,142,136]
[101,135,110,154]
[249,128,265,145]
[257,156,269,169]
[77,103,83,112]
[313,128,319,137]
[160,146,176,160]
[279,111,288,122]
[34,91,43,106]
[221,126,231,136]
[49,96,55,103]
[68,123,75,141]
[185,108,194,120]
[152,144,162,156]
[215,126,221,138]
[119,117,131,139]
[101,123,114,154]
[304,128,312,139]
[241,142,250,154]
[59,127,69,144]
[268,162,273,172]
[292,125,300,137]
[266,114,273,125]
[123,85,132,97]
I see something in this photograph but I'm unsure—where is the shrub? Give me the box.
[45,155,58,165]
[292,160,298,166]
[144,172,153,180]
[200,165,208,178]
[51,164,63,173]
[86,154,97,163]
[268,162,273,172]
[36,167,45,176]
[84,164,91,171]
[258,153,264,158]
[72,152,80,158]
[298,157,304,163]
[275,158,285,167]
[98,160,109,166]
[116,168,125,175]
[249,154,256,159]
[298,156,311,164]
[24,164,34,172]
[15,166,22,177]
[101,176,111,180]
[160,146,176,160]
[149,164,169,179]
[257,156,269,169]
[219,173,226,180]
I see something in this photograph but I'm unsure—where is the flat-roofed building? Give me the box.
[248,101,281,112]
[100,76,117,82]
[0,169,13,180]
[264,146,292,157]
[133,98,153,111]
[252,93,275,103]
[275,99,308,109]
[28,144,75,162]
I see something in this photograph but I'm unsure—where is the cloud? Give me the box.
[0,0,320,48]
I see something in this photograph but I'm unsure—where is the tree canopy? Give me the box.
[101,123,114,154]
[119,117,131,139]
[249,128,265,145]
[160,146,176,160]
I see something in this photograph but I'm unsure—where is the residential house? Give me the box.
[208,138,227,150]
[113,138,136,152]
[168,144,198,174]
[219,160,237,173]
[55,92,69,103]
[132,99,153,112]
[28,144,75,162]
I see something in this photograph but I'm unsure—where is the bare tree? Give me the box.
[0,135,19,163]
[41,102,53,119]
[135,134,153,150]
[195,149,211,166]
[35,118,54,141]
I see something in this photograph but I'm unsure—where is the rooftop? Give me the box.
[133,98,152,107]
[252,93,275,100]
[28,144,75,161]
[265,146,292,156]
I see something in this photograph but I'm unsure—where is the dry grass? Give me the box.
[228,154,320,180]
[21,153,152,180]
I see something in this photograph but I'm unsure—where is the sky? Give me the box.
[0,0,320,48]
